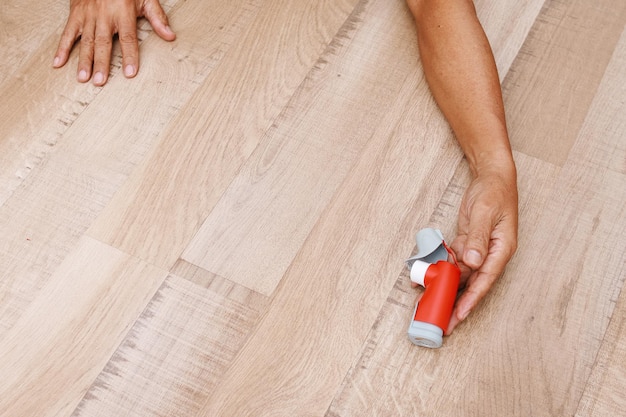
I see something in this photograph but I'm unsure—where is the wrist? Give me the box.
[468,148,517,181]
[452,111,514,179]
[460,126,515,178]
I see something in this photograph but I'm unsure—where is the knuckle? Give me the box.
[468,230,489,247]
[80,34,95,48]
[94,34,113,47]
[118,31,138,45]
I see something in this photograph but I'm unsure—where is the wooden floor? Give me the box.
[1,0,625,416]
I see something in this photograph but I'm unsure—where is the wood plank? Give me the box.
[502,0,626,166]
[86,0,360,269]
[0,155,126,335]
[564,30,626,177]
[72,271,267,417]
[0,237,167,417]
[575,287,626,417]
[181,0,419,296]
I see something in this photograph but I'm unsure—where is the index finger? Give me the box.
[446,268,496,335]
[446,236,514,334]
[54,19,81,68]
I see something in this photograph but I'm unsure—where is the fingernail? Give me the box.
[465,249,482,267]
[78,69,89,82]
[53,56,61,67]
[93,72,104,85]
[165,25,173,35]
[124,65,135,77]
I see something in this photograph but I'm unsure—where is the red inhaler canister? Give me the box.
[406,229,460,348]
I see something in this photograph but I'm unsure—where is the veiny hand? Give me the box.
[53,0,176,85]
[446,163,518,334]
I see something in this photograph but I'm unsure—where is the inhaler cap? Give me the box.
[408,320,443,348]
[406,228,448,267]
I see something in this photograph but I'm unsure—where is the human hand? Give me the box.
[446,162,518,334]
[53,0,176,85]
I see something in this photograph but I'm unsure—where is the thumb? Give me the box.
[463,204,493,269]
[142,0,176,41]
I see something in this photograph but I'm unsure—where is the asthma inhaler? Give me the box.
[406,228,460,348]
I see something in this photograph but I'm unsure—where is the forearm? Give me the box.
[407,0,515,177]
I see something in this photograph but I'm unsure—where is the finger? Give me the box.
[446,311,462,335]
[142,0,176,41]
[446,242,512,334]
[450,235,473,284]
[462,203,494,269]
[54,20,81,68]
[117,15,139,78]
[91,21,114,86]
[77,21,96,82]
[445,270,494,334]
[450,234,466,260]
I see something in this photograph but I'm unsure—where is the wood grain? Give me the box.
[0,155,125,335]
[0,0,255,208]
[86,0,360,269]
[576,287,626,417]
[573,27,626,417]
[502,0,626,165]
[181,0,418,296]
[326,152,562,417]
[328,14,626,417]
[1,1,625,416]
[0,0,263,334]
[472,0,545,77]
[181,0,551,297]
[0,237,167,417]
[72,272,267,417]
[0,35,101,207]
[0,0,65,85]
[195,47,464,416]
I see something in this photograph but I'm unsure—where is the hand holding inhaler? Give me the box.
[406,228,460,348]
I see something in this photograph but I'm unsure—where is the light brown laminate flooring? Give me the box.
[1,1,625,416]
